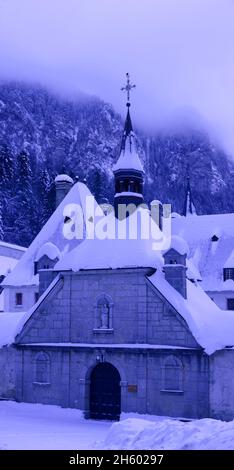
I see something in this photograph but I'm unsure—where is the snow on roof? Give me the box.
[14,274,62,338]
[186,258,202,282]
[55,209,164,271]
[173,213,234,291]
[164,235,189,256]
[0,312,26,348]
[35,242,61,262]
[0,241,26,252]
[0,255,19,276]
[2,183,101,286]
[54,174,74,184]
[224,250,234,268]
[148,270,234,355]
[112,134,144,173]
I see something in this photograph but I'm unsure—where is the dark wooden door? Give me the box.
[90,362,121,420]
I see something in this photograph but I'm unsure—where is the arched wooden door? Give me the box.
[90,362,121,420]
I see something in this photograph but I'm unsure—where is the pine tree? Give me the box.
[0,144,14,241]
[10,150,34,246]
[37,167,54,226]
[0,143,14,189]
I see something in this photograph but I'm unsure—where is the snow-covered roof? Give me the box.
[224,250,234,268]
[0,312,26,348]
[148,270,234,355]
[0,241,26,275]
[55,209,164,271]
[54,174,74,184]
[0,255,19,276]
[0,241,26,252]
[186,258,202,282]
[15,274,62,338]
[112,133,144,173]
[2,182,101,286]
[164,235,189,256]
[35,242,61,262]
[172,213,234,292]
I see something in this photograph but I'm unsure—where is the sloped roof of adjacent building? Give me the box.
[148,270,234,355]
[0,241,26,276]
[172,212,234,291]
[2,182,101,287]
[0,311,26,348]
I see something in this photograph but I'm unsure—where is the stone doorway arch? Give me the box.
[90,362,121,420]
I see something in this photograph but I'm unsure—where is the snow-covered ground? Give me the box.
[0,402,110,450]
[1,401,234,450]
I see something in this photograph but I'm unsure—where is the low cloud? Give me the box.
[1,0,234,153]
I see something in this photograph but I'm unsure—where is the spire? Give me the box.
[113,74,144,218]
[183,175,197,216]
[124,107,133,136]
[120,73,136,151]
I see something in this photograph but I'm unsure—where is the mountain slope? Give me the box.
[0,81,234,245]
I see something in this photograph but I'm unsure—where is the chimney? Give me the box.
[55,174,74,208]
[163,236,188,299]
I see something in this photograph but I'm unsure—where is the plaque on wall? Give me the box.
[128,384,138,392]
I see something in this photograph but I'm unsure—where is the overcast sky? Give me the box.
[1,0,234,153]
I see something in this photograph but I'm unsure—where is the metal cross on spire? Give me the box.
[121,73,136,107]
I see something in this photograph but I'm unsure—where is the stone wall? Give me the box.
[15,268,209,418]
[0,346,17,399]
[18,269,199,348]
[210,349,234,421]
[15,345,209,419]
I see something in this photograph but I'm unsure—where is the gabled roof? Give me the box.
[148,270,234,355]
[2,182,101,286]
[172,212,234,291]
[55,208,164,271]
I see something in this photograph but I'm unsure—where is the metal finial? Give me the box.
[121,73,136,106]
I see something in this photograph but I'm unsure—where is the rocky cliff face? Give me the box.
[0,81,233,245]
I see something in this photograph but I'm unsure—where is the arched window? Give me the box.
[162,355,183,391]
[35,352,50,384]
[94,295,113,331]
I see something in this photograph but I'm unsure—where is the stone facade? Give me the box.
[210,349,234,421]
[12,268,210,419]
[0,346,17,399]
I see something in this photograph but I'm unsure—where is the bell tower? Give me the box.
[113,73,145,219]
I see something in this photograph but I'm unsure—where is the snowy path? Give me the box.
[0,401,111,450]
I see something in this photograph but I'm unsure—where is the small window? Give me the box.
[162,356,183,391]
[223,268,234,281]
[35,292,39,303]
[15,292,23,306]
[43,264,50,269]
[227,299,234,310]
[211,235,219,242]
[34,261,38,276]
[35,352,50,384]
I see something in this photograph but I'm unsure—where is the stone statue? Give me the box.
[100,303,109,329]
